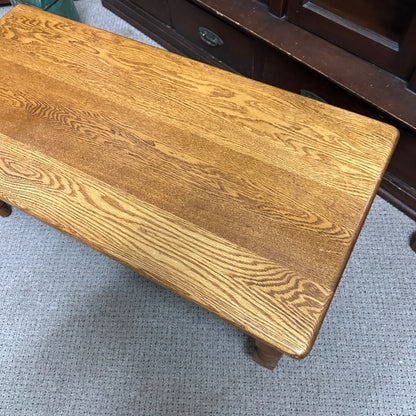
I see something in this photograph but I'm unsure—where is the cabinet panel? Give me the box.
[312,0,414,42]
[286,0,416,79]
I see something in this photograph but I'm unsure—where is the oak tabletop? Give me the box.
[0,5,399,358]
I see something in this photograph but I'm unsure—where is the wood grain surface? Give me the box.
[0,5,399,358]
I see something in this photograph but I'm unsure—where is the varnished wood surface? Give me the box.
[0,5,399,358]
[104,0,416,224]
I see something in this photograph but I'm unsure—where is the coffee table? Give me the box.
[0,5,399,369]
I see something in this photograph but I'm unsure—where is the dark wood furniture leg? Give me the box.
[410,232,416,253]
[252,339,283,370]
[0,200,12,217]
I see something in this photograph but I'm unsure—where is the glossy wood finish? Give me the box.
[103,0,416,222]
[0,6,398,360]
[253,339,283,370]
[0,200,12,217]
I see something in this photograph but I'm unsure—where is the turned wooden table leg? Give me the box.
[0,200,12,217]
[252,339,283,370]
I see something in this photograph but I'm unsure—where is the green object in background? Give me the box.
[10,0,80,21]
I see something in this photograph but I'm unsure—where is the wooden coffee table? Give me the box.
[0,5,398,369]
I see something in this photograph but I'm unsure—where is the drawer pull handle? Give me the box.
[300,89,327,103]
[198,27,224,47]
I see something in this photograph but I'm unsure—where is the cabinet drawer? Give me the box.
[170,0,259,77]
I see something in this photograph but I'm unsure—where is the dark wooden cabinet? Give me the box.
[102,0,416,221]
